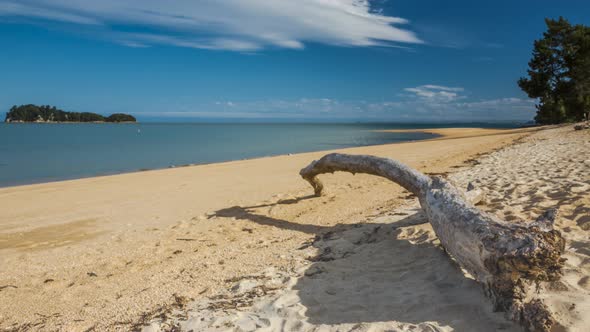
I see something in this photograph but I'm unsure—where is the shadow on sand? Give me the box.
[212,197,522,332]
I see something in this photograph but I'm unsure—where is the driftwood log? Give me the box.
[300,153,565,332]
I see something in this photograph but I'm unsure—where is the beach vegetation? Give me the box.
[4,104,136,123]
[106,113,137,122]
[518,17,590,124]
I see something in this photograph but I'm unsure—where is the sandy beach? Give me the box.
[1,126,589,332]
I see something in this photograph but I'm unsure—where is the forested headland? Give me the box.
[4,105,136,123]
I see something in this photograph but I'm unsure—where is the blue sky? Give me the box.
[1,0,589,122]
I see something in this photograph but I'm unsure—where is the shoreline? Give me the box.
[0,127,532,190]
[0,126,553,331]
[378,125,552,140]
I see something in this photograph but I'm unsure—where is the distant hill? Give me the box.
[4,105,136,123]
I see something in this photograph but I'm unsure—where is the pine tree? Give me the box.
[518,17,590,124]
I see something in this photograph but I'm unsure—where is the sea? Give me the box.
[0,122,518,187]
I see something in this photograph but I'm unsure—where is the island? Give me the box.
[4,104,136,123]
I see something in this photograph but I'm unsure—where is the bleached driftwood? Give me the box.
[300,153,565,332]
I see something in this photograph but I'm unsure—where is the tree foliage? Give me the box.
[5,104,136,123]
[518,17,590,124]
[106,113,137,122]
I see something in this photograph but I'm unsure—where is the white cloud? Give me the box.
[0,0,422,51]
[419,85,464,92]
[0,2,100,25]
[212,98,339,114]
[457,98,536,111]
[167,94,536,121]
[404,85,465,102]
[379,96,536,121]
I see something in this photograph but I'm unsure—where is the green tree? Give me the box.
[106,113,136,122]
[518,17,590,124]
[5,104,136,123]
[568,23,590,120]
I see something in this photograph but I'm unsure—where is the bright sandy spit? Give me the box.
[0,126,588,331]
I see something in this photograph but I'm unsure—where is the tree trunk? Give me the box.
[300,153,565,332]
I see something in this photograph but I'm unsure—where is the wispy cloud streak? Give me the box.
[404,85,465,102]
[0,0,422,51]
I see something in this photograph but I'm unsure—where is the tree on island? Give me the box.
[4,104,136,123]
[518,17,590,124]
[106,113,137,122]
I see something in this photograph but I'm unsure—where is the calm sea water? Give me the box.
[0,122,516,187]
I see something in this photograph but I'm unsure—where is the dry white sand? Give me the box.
[141,126,589,332]
[141,205,523,332]
[1,126,588,331]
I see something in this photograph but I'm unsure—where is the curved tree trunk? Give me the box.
[300,153,565,332]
